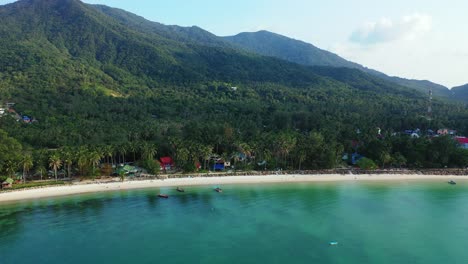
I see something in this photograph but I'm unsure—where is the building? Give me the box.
[22,116,31,123]
[160,157,174,171]
[214,162,225,171]
[2,178,14,189]
[437,129,457,135]
[456,137,468,149]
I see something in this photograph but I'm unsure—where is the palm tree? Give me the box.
[238,142,252,166]
[61,148,74,179]
[35,165,46,181]
[128,141,138,162]
[102,145,113,165]
[49,155,62,181]
[141,142,157,161]
[21,154,34,183]
[118,143,128,165]
[5,160,18,178]
[200,145,213,170]
[76,147,90,176]
[296,149,307,170]
[89,151,102,172]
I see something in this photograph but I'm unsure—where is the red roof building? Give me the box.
[455,137,468,149]
[160,157,174,171]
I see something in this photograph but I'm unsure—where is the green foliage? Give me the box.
[140,159,160,175]
[224,30,459,100]
[357,158,378,170]
[118,170,125,182]
[0,175,7,183]
[4,181,67,191]
[0,0,467,176]
[0,129,22,175]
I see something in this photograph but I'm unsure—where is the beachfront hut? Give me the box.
[438,129,457,136]
[2,178,14,189]
[456,137,468,149]
[160,157,174,171]
[214,161,225,171]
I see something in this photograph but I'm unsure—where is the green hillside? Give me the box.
[0,0,467,177]
[224,30,458,99]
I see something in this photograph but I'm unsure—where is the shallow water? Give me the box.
[1,181,468,264]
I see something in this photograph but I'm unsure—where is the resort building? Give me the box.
[160,157,174,171]
[437,129,457,135]
[456,137,468,149]
[2,178,14,189]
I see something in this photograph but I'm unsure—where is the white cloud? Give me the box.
[350,13,432,45]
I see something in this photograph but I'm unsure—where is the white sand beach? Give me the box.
[0,174,465,203]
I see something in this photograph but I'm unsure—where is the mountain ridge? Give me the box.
[223,30,462,100]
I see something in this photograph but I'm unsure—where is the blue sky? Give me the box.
[1,0,467,87]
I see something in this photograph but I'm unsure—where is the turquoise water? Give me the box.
[1,181,468,264]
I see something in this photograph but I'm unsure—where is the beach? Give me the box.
[0,173,465,203]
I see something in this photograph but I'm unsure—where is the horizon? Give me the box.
[0,0,467,87]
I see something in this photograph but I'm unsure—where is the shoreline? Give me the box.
[0,174,465,203]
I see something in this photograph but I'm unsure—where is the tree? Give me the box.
[61,148,74,179]
[357,158,377,170]
[49,155,62,181]
[379,152,392,169]
[392,152,407,168]
[77,148,89,176]
[199,145,213,170]
[118,169,126,182]
[0,129,22,175]
[35,165,47,181]
[21,154,33,183]
[140,142,157,161]
[89,151,102,172]
[118,143,128,165]
[102,145,113,165]
[4,160,18,178]
[128,141,138,162]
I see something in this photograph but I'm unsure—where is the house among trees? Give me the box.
[22,116,31,123]
[456,137,468,149]
[160,157,174,171]
[7,108,21,121]
[437,129,457,135]
[2,178,14,189]
[214,160,226,171]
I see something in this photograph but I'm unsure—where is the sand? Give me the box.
[0,174,465,203]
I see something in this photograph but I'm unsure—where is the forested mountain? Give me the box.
[92,4,232,48]
[0,0,467,177]
[224,30,363,68]
[224,30,459,100]
[452,84,468,103]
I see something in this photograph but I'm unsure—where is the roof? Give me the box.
[456,137,468,144]
[160,157,174,165]
[3,178,14,184]
[122,165,136,172]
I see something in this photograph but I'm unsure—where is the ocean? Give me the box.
[1,181,467,263]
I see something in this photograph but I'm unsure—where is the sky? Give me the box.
[1,0,467,87]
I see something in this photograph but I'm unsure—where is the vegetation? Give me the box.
[0,0,467,184]
[0,180,67,191]
[224,30,464,100]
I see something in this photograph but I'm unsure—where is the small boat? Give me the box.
[329,241,338,246]
[214,187,223,193]
[448,180,457,185]
[176,187,185,192]
[158,194,169,198]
